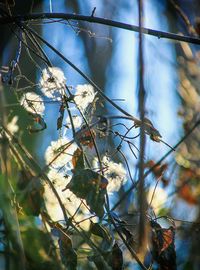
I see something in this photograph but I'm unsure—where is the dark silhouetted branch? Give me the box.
[0,12,200,45]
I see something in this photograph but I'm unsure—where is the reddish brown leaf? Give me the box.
[179,184,198,205]
[151,220,176,270]
[57,103,65,130]
[179,168,196,181]
[28,114,47,133]
[160,228,174,253]
[111,243,123,270]
[77,128,96,148]
[146,160,169,186]
[72,148,83,169]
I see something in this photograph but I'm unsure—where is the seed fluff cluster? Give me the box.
[45,137,77,168]
[74,84,96,111]
[40,67,66,99]
[93,156,127,193]
[20,92,45,115]
[19,65,128,225]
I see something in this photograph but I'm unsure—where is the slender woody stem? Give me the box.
[137,0,148,253]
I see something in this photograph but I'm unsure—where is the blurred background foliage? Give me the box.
[0,0,200,269]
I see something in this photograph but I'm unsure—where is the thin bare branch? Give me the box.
[111,118,200,211]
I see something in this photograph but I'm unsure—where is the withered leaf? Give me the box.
[111,212,135,245]
[58,230,77,270]
[179,184,198,205]
[111,243,123,270]
[146,160,169,186]
[72,148,85,170]
[28,114,47,133]
[76,127,96,148]
[150,220,176,270]
[89,242,123,270]
[66,169,107,217]
[90,222,112,250]
[57,103,65,130]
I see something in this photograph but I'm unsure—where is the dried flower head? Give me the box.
[66,115,82,129]
[0,116,19,139]
[44,169,87,221]
[93,156,127,193]
[47,169,65,188]
[147,186,167,214]
[74,84,96,111]
[45,137,77,168]
[7,116,19,134]
[40,67,66,99]
[20,92,45,115]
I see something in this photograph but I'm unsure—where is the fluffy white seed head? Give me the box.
[20,92,45,115]
[40,67,66,99]
[45,137,77,168]
[74,84,96,111]
[0,116,19,139]
[7,116,19,134]
[93,156,127,193]
[44,169,91,222]
[147,186,167,214]
[66,115,82,129]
